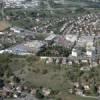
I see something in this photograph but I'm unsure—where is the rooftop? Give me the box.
[45,33,56,41]
[10,26,36,38]
[4,40,46,55]
[65,34,78,43]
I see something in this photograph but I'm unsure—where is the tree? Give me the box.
[13,76,20,83]
[36,87,44,99]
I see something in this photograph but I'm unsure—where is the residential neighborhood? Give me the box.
[0,0,100,100]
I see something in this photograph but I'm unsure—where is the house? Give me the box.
[86,42,94,50]
[86,49,96,57]
[46,57,53,64]
[71,49,78,57]
[81,59,88,63]
[68,60,72,65]
[73,82,79,88]
[71,48,81,57]
[42,88,51,97]
[55,58,60,64]
[75,89,83,96]
[30,88,36,95]
[74,60,79,64]
[62,58,67,64]
[83,85,90,91]
[80,67,90,71]
[92,61,98,67]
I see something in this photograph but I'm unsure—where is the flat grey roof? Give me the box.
[6,40,46,54]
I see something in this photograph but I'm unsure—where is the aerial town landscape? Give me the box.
[0,0,100,100]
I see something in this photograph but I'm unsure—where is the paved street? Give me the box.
[5,93,39,100]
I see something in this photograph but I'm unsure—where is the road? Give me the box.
[5,93,39,100]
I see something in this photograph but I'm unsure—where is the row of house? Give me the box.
[40,56,100,66]
[69,82,100,96]
[0,78,51,99]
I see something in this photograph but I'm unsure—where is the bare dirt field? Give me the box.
[0,21,10,31]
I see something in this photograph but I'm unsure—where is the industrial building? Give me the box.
[1,40,46,55]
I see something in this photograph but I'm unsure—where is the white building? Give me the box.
[45,33,56,41]
[65,34,78,43]
[86,50,93,57]
[71,49,78,57]
[10,27,22,33]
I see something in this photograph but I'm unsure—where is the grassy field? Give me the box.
[0,54,99,100]
[6,55,99,100]
[56,94,97,100]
